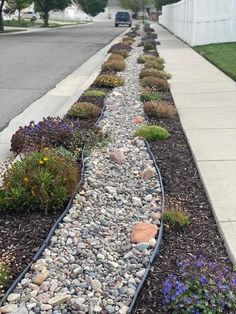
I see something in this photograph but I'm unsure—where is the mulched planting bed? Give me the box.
[133,97,232,313]
[0,209,63,298]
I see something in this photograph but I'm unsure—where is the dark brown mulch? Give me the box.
[133,101,232,313]
[0,209,64,298]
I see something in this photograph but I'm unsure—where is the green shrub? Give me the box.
[140,92,164,102]
[144,43,156,51]
[144,60,164,70]
[141,76,169,92]
[137,54,164,64]
[101,59,126,72]
[144,101,176,118]
[67,102,101,119]
[95,74,124,88]
[0,264,9,291]
[163,210,190,229]
[0,149,79,213]
[83,89,106,97]
[139,68,171,80]
[135,125,170,141]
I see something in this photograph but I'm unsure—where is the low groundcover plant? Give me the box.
[163,255,236,314]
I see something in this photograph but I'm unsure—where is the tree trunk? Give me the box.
[0,0,5,32]
[43,11,49,27]
[18,9,21,23]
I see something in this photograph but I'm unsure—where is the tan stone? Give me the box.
[48,293,71,306]
[132,116,145,124]
[130,223,158,243]
[33,273,47,285]
[141,165,155,180]
[109,148,125,164]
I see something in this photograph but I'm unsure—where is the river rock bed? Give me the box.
[1,38,163,314]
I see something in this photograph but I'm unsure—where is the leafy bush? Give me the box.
[141,76,170,92]
[135,125,170,141]
[144,43,156,51]
[101,59,126,72]
[109,43,131,53]
[144,60,165,70]
[11,117,81,154]
[67,102,101,119]
[95,74,124,88]
[0,149,78,213]
[83,89,106,97]
[0,264,9,291]
[140,92,164,102]
[108,53,125,62]
[163,210,190,229]
[163,256,236,313]
[139,69,171,80]
[110,50,128,58]
[144,101,176,118]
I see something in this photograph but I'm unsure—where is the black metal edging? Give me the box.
[128,139,165,314]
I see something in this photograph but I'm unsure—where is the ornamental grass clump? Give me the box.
[67,102,101,119]
[141,76,170,92]
[135,125,170,141]
[101,59,126,72]
[0,149,78,213]
[140,92,164,102]
[163,256,236,314]
[144,101,176,118]
[83,89,106,98]
[95,74,124,88]
[144,60,165,70]
[163,210,190,229]
[139,68,171,80]
[11,117,80,154]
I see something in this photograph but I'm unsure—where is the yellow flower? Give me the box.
[23,176,30,183]
[43,157,49,162]
[44,147,49,152]
[38,160,44,165]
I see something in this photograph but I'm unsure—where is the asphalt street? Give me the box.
[0,21,125,131]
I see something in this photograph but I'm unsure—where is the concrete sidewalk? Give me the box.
[154,24,236,264]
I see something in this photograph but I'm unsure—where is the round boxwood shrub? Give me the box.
[0,149,79,213]
[95,74,124,88]
[141,76,170,92]
[139,69,171,80]
[11,117,81,154]
[67,102,101,119]
[144,60,164,70]
[144,101,176,118]
[101,59,126,72]
[140,92,164,102]
[135,125,170,141]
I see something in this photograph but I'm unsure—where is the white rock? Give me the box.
[48,293,71,306]
[148,238,157,248]
[132,197,142,206]
[0,304,18,313]
[7,293,21,302]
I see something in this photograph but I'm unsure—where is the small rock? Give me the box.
[7,293,21,302]
[148,238,157,248]
[33,273,47,285]
[144,194,153,202]
[136,243,149,252]
[40,304,52,311]
[119,304,129,314]
[0,304,18,313]
[109,149,125,164]
[105,186,117,195]
[48,293,71,306]
[132,116,145,124]
[132,197,142,207]
[91,279,102,292]
[130,223,158,243]
[94,305,102,313]
[141,165,155,180]
[151,211,162,220]
[136,269,145,279]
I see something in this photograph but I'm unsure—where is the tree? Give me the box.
[7,0,32,22]
[0,0,5,31]
[119,0,153,18]
[34,0,71,27]
[154,0,180,10]
[75,0,107,17]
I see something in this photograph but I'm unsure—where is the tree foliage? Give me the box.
[7,0,32,22]
[119,0,153,15]
[75,0,107,17]
[154,0,180,10]
[34,0,71,26]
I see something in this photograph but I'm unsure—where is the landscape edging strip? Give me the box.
[128,139,165,313]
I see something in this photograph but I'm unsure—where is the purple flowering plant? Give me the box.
[11,117,81,154]
[163,255,236,313]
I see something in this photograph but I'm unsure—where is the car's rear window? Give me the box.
[116,12,130,18]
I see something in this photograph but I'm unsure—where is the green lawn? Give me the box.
[194,42,236,81]
[3,20,82,28]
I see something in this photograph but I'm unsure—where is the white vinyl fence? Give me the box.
[159,0,236,46]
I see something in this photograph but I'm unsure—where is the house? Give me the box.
[105,0,129,20]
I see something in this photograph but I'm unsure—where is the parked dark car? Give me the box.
[115,11,132,27]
